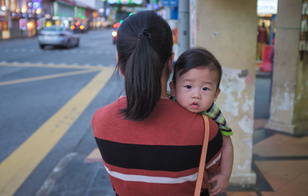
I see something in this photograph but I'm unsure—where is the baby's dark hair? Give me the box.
[172,47,222,90]
[117,11,173,121]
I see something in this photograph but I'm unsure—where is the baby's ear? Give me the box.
[214,88,221,100]
[169,82,176,97]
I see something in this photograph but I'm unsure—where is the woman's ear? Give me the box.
[116,54,124,76]
[169,82,176,97]
[168,53,175,73]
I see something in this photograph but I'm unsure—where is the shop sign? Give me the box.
[44,14,51,19]
[28,13,36,19]
[132,0,143,4]
[300,1,308,52]
[162,0,170,6]
[37,20,41,30]
[33,0,42,10]
[93,11,98,18]
[11,12,22,19]
[27,1,33,14]
[108,0,143,4]
[108,0,118,4]
[27,1,33,9]
[20,19,27,30]
[53,15,60,20]
[162,0,178,6]
[257,0,278,14]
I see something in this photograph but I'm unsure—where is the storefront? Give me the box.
[51,1,94,30]
[257,0,277,45]
[0,0,9,39]
[300,0,308,53]
[0,0,43,39]
[52,1,74,27]
[256,0,278,72]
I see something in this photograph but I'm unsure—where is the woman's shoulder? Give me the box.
[92,97,125,122]
[158,98,200,116]
[157,99,219,132]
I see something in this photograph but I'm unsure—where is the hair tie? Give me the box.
[138,28,151,42]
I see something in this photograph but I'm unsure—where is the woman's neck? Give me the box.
[160,63,172,99]
[160,91,169,99]
[160,76,169,99]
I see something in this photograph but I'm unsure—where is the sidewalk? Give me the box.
[226,125,308,196]
[36,72,308,196]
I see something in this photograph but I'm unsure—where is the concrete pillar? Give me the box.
[190,0,257,184]
[178,0,190,55]
[265,0,308,135]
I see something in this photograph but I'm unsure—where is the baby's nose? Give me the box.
[192,90,201,99]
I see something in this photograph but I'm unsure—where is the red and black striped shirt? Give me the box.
[92,97,222,196]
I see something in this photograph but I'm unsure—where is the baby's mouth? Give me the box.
[190,102,199,109]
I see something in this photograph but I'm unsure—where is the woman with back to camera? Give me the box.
[92,11,223,196]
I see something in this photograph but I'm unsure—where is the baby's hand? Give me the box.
[208,173,229,196]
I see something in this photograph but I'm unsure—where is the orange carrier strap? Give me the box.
[194,115,212,196]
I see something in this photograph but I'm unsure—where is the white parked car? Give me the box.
[38,26,79,49]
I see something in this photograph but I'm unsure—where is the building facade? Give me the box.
[0,0,97,39]
[265,0,308,135]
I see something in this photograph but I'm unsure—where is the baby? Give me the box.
[169,47,234,196]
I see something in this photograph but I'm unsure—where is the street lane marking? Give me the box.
[0,67,115,196]
[85,148,103,163]
[0,69,99,86]
[35,153,78,196]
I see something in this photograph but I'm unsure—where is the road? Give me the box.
[0,29,124,196]
[0,29,116,66]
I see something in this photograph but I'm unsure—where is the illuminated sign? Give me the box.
[162,0,177,6]
[108,0,143,5]
[33,0,42,10]
[257,0,278,14]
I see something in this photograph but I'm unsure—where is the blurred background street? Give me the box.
[1,0,308,196]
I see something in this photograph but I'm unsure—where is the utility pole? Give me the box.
[150,0,154,10]
[8,0,12,37]
[178,0,189,54]
[73,0,77,19]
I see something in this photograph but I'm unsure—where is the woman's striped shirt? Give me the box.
[92,97,222,196]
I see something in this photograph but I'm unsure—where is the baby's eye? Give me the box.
[185,85,192,89]
[202,87,209,91]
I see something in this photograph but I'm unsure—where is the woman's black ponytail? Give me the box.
[116,11,173,121]
[122,32,162,121]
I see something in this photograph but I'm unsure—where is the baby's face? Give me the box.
[170,67,220,113]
